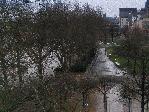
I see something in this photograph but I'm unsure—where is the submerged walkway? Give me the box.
[87,47,124,112]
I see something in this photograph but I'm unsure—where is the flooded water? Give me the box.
[92,48,123,76]
[88,47,124,112]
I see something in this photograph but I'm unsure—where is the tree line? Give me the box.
[0,2,107,112]
[112,28,149,112]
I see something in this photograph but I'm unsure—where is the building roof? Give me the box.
[119,8,137,18]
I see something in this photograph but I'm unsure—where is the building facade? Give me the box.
[119,8,137,28]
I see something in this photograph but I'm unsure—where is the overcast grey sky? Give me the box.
[68,0,146,17]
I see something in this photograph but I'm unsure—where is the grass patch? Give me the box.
[107,46,132,68]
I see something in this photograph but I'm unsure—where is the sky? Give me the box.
[67,0,146,17]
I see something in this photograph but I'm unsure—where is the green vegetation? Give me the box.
[106,44,126,70]
[70,48,96,72]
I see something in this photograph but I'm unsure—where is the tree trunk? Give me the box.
[82,91,87,112]
[111,28,114,42]
[146,101,149,112]
[103,93,108,112]
[141,74,145,112]
[128,98,132,112]
[38,46,43,80]
[38,59,43,80]
[1,56,8,89]
[17,50,23,88]
[141,59,146,112]
[3,68,8,89]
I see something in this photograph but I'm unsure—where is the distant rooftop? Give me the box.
[119,8,137,18]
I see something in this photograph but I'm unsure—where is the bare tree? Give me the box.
[116,28,149,112]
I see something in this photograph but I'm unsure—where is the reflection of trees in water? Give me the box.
[77,74,123,112]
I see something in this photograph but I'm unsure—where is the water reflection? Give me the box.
[87,47,124,112]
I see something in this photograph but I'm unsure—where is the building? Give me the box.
[135,18,149,29]
[119,8,137,28]
[133,0,149,33]
[145,0,149,10]
[133,17,149,35]
[106,17,119,25]
[0,0,6,4]
[137,8,147,20]
[0,0,30,4]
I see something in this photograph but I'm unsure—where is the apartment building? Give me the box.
[119,8,137,28]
